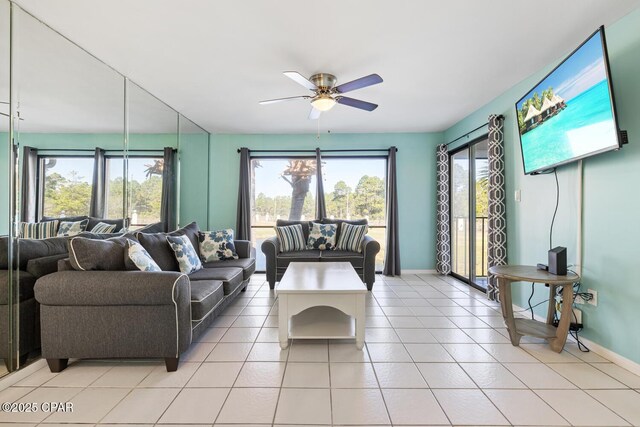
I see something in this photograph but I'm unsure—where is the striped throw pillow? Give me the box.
[275,224,306,253]
[335,223,369,253]
[19,220,59,239]
[91,222,118,234]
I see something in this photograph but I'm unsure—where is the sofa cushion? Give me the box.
[335,223,369,253]
[87,217,124,233]
[276,219,312,241]
[198,229,238,262]
[190,280,224,322]
[275,224,307,252]
[321,218,368,243]
[26,253,68,278]
[320,250,364,268]
[41,215,88,224]
[0,270,36,304]
[203,257,256,280]
[125,239,161,272]
[276,250,321,268]
[68,236,128,271]
[166,234,203,274]
[90,222,117,234]
[307,222,337,250]
[188,267,244,295]
[57,219,90,237]
[136,222,201,272]
[0,236,8,269]
[17,236,69,270]
[20,220,59,239]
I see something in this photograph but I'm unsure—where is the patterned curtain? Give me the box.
[487,114,507,301]
[435,144,451,274]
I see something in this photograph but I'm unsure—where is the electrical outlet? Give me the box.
[587,289,598,306]
[515,189,521,202]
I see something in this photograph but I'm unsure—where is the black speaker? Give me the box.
[548,246,567,275]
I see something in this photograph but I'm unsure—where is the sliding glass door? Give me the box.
[450,138,489,289]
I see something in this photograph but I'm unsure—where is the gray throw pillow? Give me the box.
[136,221,201,271]
[68,236,128,271]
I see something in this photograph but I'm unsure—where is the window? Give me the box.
[39,154,163,227]
[250,156,387,271]
[127,157,164,228]
[251,158,317,270]
[323,158,387,270]
[40,156,93,217]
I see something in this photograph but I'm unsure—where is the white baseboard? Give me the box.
[512,304,640,376]
[0,358,46,392]
[401,269,437,274]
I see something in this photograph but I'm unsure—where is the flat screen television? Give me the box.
[515,26,622,175]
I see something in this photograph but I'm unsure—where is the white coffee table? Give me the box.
[277,262,367,350]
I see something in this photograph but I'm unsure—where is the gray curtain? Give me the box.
[89,147,106,218]
[435,144,452,274]
[315,147,326,220]
[236,147,251,240]
[20,146,38,222]
[487,114,507,301]
[160,147,177,232]
[383,147,401,276]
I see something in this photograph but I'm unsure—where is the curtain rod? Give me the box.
[237,148,397,153]
[445,114,504,146]
[36,148,167,153]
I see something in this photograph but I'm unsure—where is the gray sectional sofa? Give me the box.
[34,222,255,372]
[261,219,380,290]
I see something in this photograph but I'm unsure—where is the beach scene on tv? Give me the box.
[516,31,618,173]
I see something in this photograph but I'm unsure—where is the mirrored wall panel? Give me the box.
[1,4,210,374]
[178,115,209,229]
[127,81,178,231]
[1,0,12,377]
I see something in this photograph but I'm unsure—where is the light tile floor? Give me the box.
[1,273,639,426]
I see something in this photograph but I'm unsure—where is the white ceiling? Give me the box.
[11,0,640,134]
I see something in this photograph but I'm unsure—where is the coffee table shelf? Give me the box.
[289,306,356,340]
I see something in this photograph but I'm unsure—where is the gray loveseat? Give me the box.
[261,219,380,291]
[34,222,255,372]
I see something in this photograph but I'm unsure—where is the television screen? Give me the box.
[516,27,621,175]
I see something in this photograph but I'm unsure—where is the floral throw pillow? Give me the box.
[57,219,89,237]
[307,222,337,250]
[126,238,161,272]
[198,229,239,262]
[166,234,202,274]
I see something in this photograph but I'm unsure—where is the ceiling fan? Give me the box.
[260,71,383,119]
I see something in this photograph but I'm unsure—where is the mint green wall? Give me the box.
[445,8,640,363]
[208,132,443,270]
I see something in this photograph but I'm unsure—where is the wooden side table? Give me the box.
[488,265,580,353]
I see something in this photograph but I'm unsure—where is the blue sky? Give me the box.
[253,158,386,198]
[47,157,157,183]
[517,30,607,109]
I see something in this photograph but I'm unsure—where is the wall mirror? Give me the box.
[126,81,178,231]
[10,4,125,372]
[0,3,209,375]
[1,0,12,378]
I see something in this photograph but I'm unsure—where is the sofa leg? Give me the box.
[269,281,275,290]
[367,283,373,291]
[165,357,179,372]
[47,358,68,373]
[241,285,247,292]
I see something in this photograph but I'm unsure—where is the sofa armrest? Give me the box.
[26,253,69,279]
[35,271,190,306]
[261,236,279,288]
[235,240,251,259]
[362,235,381,290]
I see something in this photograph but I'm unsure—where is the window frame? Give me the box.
[249,153,389,273]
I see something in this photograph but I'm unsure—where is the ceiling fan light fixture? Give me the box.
[311,95,336,112]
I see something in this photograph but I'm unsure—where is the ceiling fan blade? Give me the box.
[283,71,317,91]
[259,95,310,105]
[334,73,383,94]
[336,96,378,111]
[308,107,321,120]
